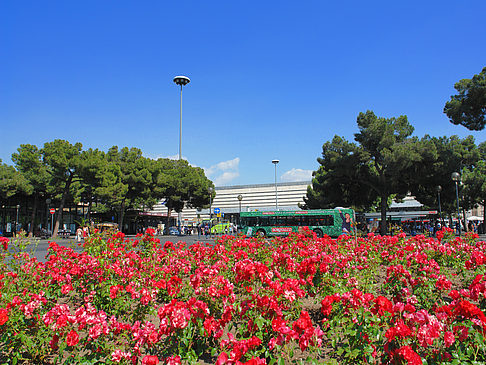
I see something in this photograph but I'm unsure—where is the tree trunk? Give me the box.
[87,199,92,222]
[118,200,125,233]
[462,207,468,232]
[483,200,486,234]
[53,173,73,238]
[28,194,38,237]
[380,193,388,235]
[167,208,172,231]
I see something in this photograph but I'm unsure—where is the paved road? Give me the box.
[7,233,486,263]
[8,234,225,263]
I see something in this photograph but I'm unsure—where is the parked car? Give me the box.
[163,226,181,235]
[34,228,50,239]
[58,229,72,237]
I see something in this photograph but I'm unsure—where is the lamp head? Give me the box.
[451,172,461,182]
[272,159,279,165]
[237,194,243,201]
[173,76,191,86]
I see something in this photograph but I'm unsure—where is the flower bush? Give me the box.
[0,228,485,364]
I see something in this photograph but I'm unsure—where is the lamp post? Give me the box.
[436,185,442,226]
[16,204,20,234]
[173,75,191,161]
[272,159,279,210]
[173,75,190,234]
[46,198,51,234]
[209,187,213,237]
[237,195,243,215]
[237,194,243,225]
[451,172,461,236]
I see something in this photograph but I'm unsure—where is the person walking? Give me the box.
[76,227,83,243]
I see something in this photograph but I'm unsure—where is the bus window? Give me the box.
[287,216,298,226]
[320,216,334,226]
[275,217,287,226]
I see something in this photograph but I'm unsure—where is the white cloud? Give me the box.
[281,168,313,182]
[204,157,240,186]
[213,171,240,186]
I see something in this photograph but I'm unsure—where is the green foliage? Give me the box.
[410,135,480,214]
[307,111,424,234]
[0,160,31,203]
[444,66,486,131]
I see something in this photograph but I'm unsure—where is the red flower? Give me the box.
[66,330,79,346]
[142,355,159,365]
[373,296,393,316]
[0,237,8,250]
[0,308,8,325]
[444,331,455,347]
[293,311,313,335]
[396,345,422,365]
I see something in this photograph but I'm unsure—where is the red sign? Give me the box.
[271,227,292,233]
[50,208,55,214]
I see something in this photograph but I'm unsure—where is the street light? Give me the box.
[237,194,243,226]
[272,160,279,210]
[237,194,243,215]
[436,185,442,226]
[451,172,461,236]
[209,187,214,237]
[173,75,190,234]
[46,198,51,234]
[16,204,20,234]
[173,75,191,161]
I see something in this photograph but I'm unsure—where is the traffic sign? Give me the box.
[49,208,55,214]
[214,208,220,214]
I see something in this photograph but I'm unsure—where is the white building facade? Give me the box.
[146,181,311,225]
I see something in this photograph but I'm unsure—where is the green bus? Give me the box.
[239,209,355,238]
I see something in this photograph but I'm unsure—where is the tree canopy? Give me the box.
[307,111,433,234]
[444,67,486,130]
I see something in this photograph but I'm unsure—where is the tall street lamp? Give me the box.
[173,75,191,161]
[451,172,461,236]
[16,204,20,233]
[272,160,279,210]
[237,194,243,215]
[436,185,442,226]
[237,194,243,225]
[209,187,214,237]
[173,75,190,233]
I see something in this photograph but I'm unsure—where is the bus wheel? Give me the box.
[313,229,323,238]
[257,230,266,238]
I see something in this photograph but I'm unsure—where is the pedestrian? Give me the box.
[76,227,83,242]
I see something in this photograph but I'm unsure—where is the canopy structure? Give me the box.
[467,216,484,221]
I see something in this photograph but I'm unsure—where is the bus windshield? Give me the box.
[239,209,355,238]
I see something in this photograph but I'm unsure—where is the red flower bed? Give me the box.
[0,228,485,364]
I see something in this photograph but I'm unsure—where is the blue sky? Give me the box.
[1,1,485,186]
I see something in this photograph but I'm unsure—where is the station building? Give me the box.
[144,181,311,227]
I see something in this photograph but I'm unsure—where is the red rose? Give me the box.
[66,330,79,346]
[142,355,159,365]
[0,308,8,325]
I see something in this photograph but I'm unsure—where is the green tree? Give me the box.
[410,135,479,222]
[0,160,32,233]
[12,144,50,236]
[105,146,154,231]
[444,67,486,130]
[158,159,214,228]
[42,140,82,237]
[304,136,374,211]
[307,111,425,234]
[354,111,425,234]
[462,141,486,225]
